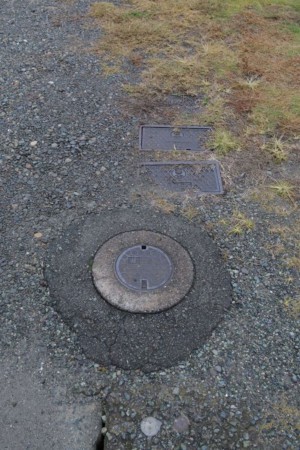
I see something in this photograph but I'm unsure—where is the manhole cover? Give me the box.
[141,160,223,194]
[92,231,194,313]
[115,245,173,291]
[139,125,211,151]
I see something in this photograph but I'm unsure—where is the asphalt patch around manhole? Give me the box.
[45,209,231,372]
[139,125,211,151]
[141,161,223,194]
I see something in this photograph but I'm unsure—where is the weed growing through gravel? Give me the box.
[284,297,300,318]
[260,400,300,434]
[181,206,199,221]
[210,129,239,156]
[148,196,176,214]
[269,181,295,201]
[285,256,300,270]
[220,211,254,235]
[261,136,287,162]
[269,225,292,237]
[265,220,300,269]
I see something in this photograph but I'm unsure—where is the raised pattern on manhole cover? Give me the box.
[92,231,194,313]
[115,245,173,291]
[141,160,223,194]
[139,125,211,151]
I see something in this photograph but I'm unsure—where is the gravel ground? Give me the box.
[0,1,299,449]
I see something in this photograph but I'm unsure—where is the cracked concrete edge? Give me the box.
[0,342,102,450]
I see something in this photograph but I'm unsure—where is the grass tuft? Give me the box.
[220,211,254,235]
[238,76,262,90]
[260,400,300,434]
[211,129,239,155]
[262,137,288,162]
[284,297,300,317]
[181,206,199,221]
[150,197,176,214]
[285,256,300,269]
[269,181,295,201]
[229,212,254,235]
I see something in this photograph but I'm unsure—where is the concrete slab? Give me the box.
[0,348,101,450]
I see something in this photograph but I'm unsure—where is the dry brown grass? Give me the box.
[181,206,199,221]
[89,1,299,267]
[219,210,254,235]
[148,196,176,214]
[285,256,300,270]
[284,297,300,318]
[269,180,297,203]
[90,1,299,151]
[260,399,300,434]
[247,180,299,213]
[264,242,287,257]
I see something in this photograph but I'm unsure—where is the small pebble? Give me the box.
[173,415,190,433]
[141,417,162,437]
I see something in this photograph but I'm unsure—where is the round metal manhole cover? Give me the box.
[115,245,173,291]
[92,231,194,313]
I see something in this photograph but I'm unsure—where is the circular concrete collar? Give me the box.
[92,231,194,313]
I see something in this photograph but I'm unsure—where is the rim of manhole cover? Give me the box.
[92,231,194,313]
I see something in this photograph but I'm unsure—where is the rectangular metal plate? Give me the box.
[139,125,211,151]
[141,161,223,194]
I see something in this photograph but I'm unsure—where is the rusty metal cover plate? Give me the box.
[115,245,173,291]
[141,161,223,194]
[139,125,211,151]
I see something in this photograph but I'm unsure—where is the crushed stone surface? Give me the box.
[0,0,299,449]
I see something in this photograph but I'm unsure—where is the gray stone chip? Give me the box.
[141,417,162,437]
